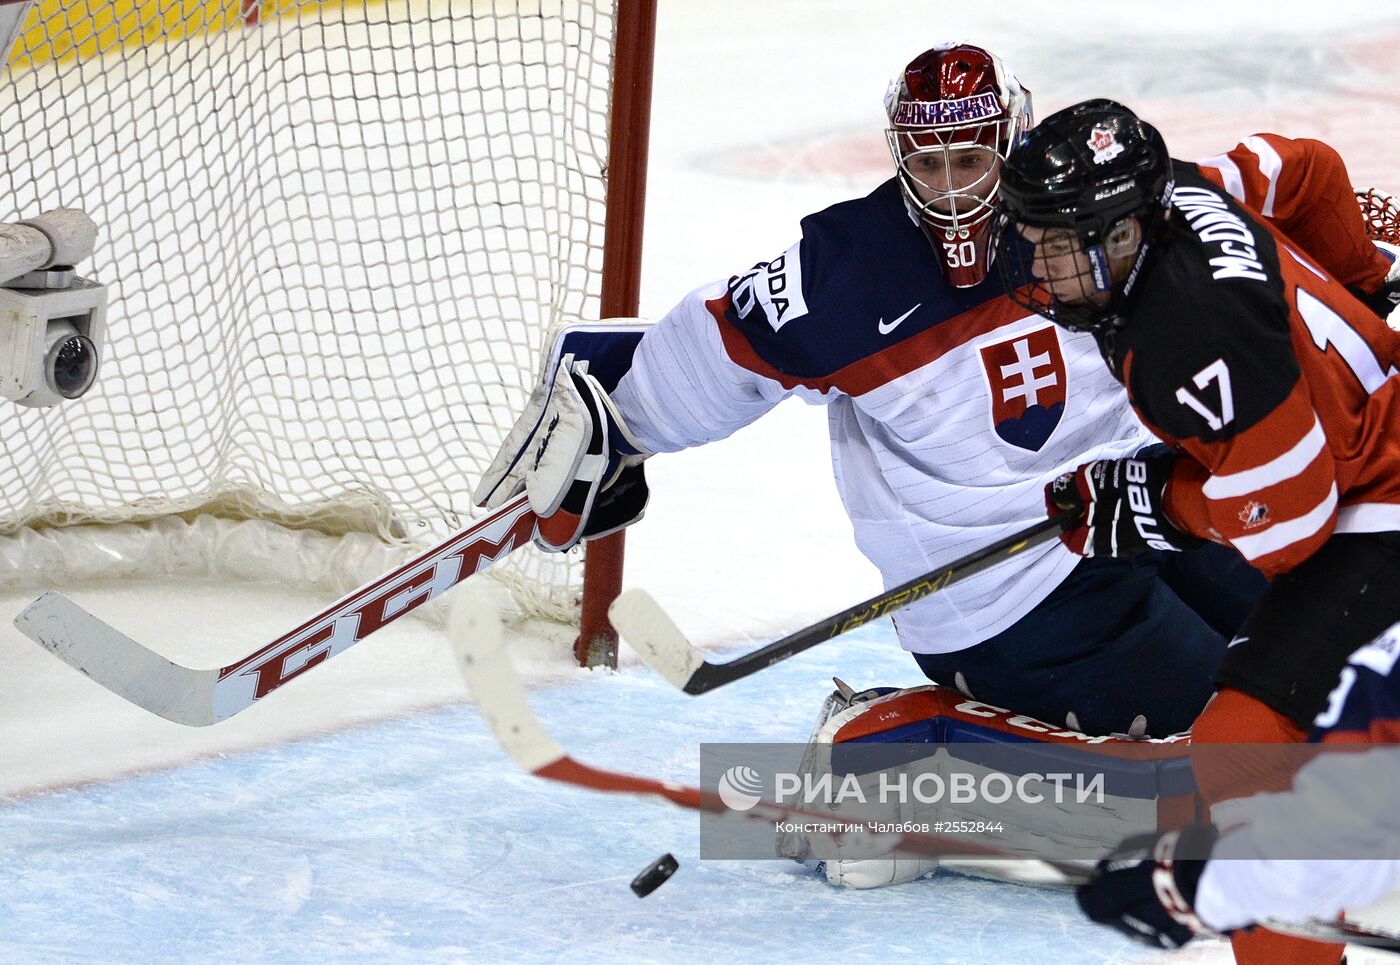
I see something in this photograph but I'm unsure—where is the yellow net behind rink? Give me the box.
[14,0,270,65]
[0,0,619,624]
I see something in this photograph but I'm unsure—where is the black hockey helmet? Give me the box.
[995,99,1173,332]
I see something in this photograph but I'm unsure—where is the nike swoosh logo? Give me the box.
[1228,635,1250,648]
[877,303,922,335]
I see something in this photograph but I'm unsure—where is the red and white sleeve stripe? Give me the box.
[1167,383,1338,575]
[1197,134,1285,217]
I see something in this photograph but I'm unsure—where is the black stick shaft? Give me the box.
[684,511,1075,694]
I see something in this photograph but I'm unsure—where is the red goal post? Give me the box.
[582,0,655,667]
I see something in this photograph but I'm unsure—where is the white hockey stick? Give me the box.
[13,494,540,726]
[453,588,1400,953]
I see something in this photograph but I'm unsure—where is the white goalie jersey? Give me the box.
[611,179,1153,654]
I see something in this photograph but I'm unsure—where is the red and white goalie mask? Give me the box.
[885,43,1032,288]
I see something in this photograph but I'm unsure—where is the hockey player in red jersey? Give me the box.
[998,99,1400,965]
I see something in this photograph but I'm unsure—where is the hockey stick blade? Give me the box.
[13,494,540,726]
[450,583,566,773]
[17,592,221,725]
[450,591,1400,953]
[610,511,1075,695]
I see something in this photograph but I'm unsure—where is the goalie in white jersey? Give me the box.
[476,44,1396,743]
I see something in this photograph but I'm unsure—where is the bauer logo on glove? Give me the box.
[1046,449,1202,558]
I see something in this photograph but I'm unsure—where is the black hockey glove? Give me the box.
[574,461,649,543]
[1076,824,1220,950]
[1349,276,1400,322]
[1046,449,1203,557]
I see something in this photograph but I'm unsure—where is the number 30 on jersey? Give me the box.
[942,238,976,269]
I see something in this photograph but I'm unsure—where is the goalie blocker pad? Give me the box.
[784,684,1199,874]
[474,321,652,552]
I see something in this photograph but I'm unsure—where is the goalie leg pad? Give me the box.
[791,684,1196,889]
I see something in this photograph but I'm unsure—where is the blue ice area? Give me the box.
[0,622,1171,964]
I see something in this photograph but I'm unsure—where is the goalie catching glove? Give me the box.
[1076,823,1219,950]
[1046,449,1202,557]
[474,354,649,552]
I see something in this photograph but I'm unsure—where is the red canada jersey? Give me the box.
[1103,164,1400,577]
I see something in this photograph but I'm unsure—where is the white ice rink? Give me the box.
[2,1,1400,962]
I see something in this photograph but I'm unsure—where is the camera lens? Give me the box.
[47,332,97,399]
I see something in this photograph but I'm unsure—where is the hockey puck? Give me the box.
[629,853,679,897]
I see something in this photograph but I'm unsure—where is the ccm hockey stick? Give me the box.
[450,588,1400,954]
[13,493,540,726]
[610,510,1076,695]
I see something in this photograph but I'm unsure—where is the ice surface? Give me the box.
[0,625,1183,964]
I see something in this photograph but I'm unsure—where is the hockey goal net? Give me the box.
[0,0,652,661]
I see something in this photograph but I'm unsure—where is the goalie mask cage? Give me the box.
[0,0,653,667]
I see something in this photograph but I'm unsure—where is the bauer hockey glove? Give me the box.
[1076,824,1219,950]
[1046,449,1203,557]
[474,354,649,552]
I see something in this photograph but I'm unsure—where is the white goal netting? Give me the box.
[0,0,628,622]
